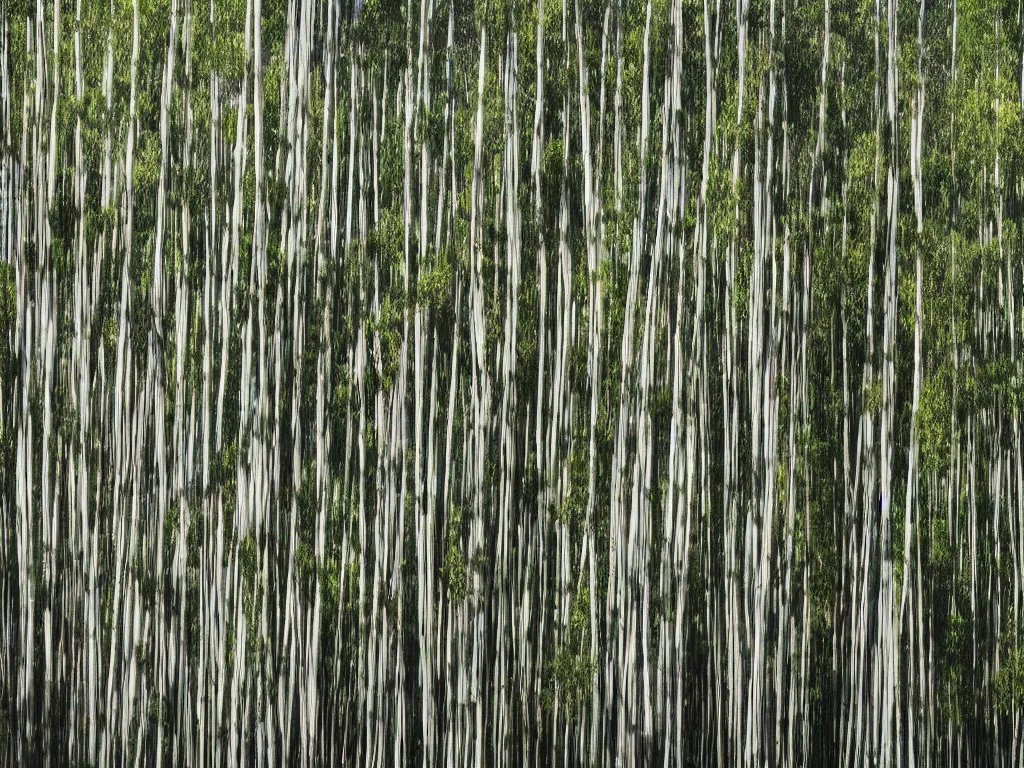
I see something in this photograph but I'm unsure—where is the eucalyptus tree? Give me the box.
[0,0,1022,766]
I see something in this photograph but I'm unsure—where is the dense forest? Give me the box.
[0,0,1023,764]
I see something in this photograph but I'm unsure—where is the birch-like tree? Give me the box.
[0,0,1022,765]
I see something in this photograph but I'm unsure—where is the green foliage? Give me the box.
[417,258,453,311]
[295,541,317,602]
[706,159,737,244]
[994,620,1024,715]
[332,372,351,422]
[189,0,249,85]
[917,369,951,472]
[442,505,468,602]
[551,435,589,543]
[357,0,406,51]
[542,585,594,717]
[370,294,404,391]
[0,263,15,333]
[939,611,972,724]
[133,133,161,191]
[930,517,951,569]
[240,533,264,634]
[863,379,882,414]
